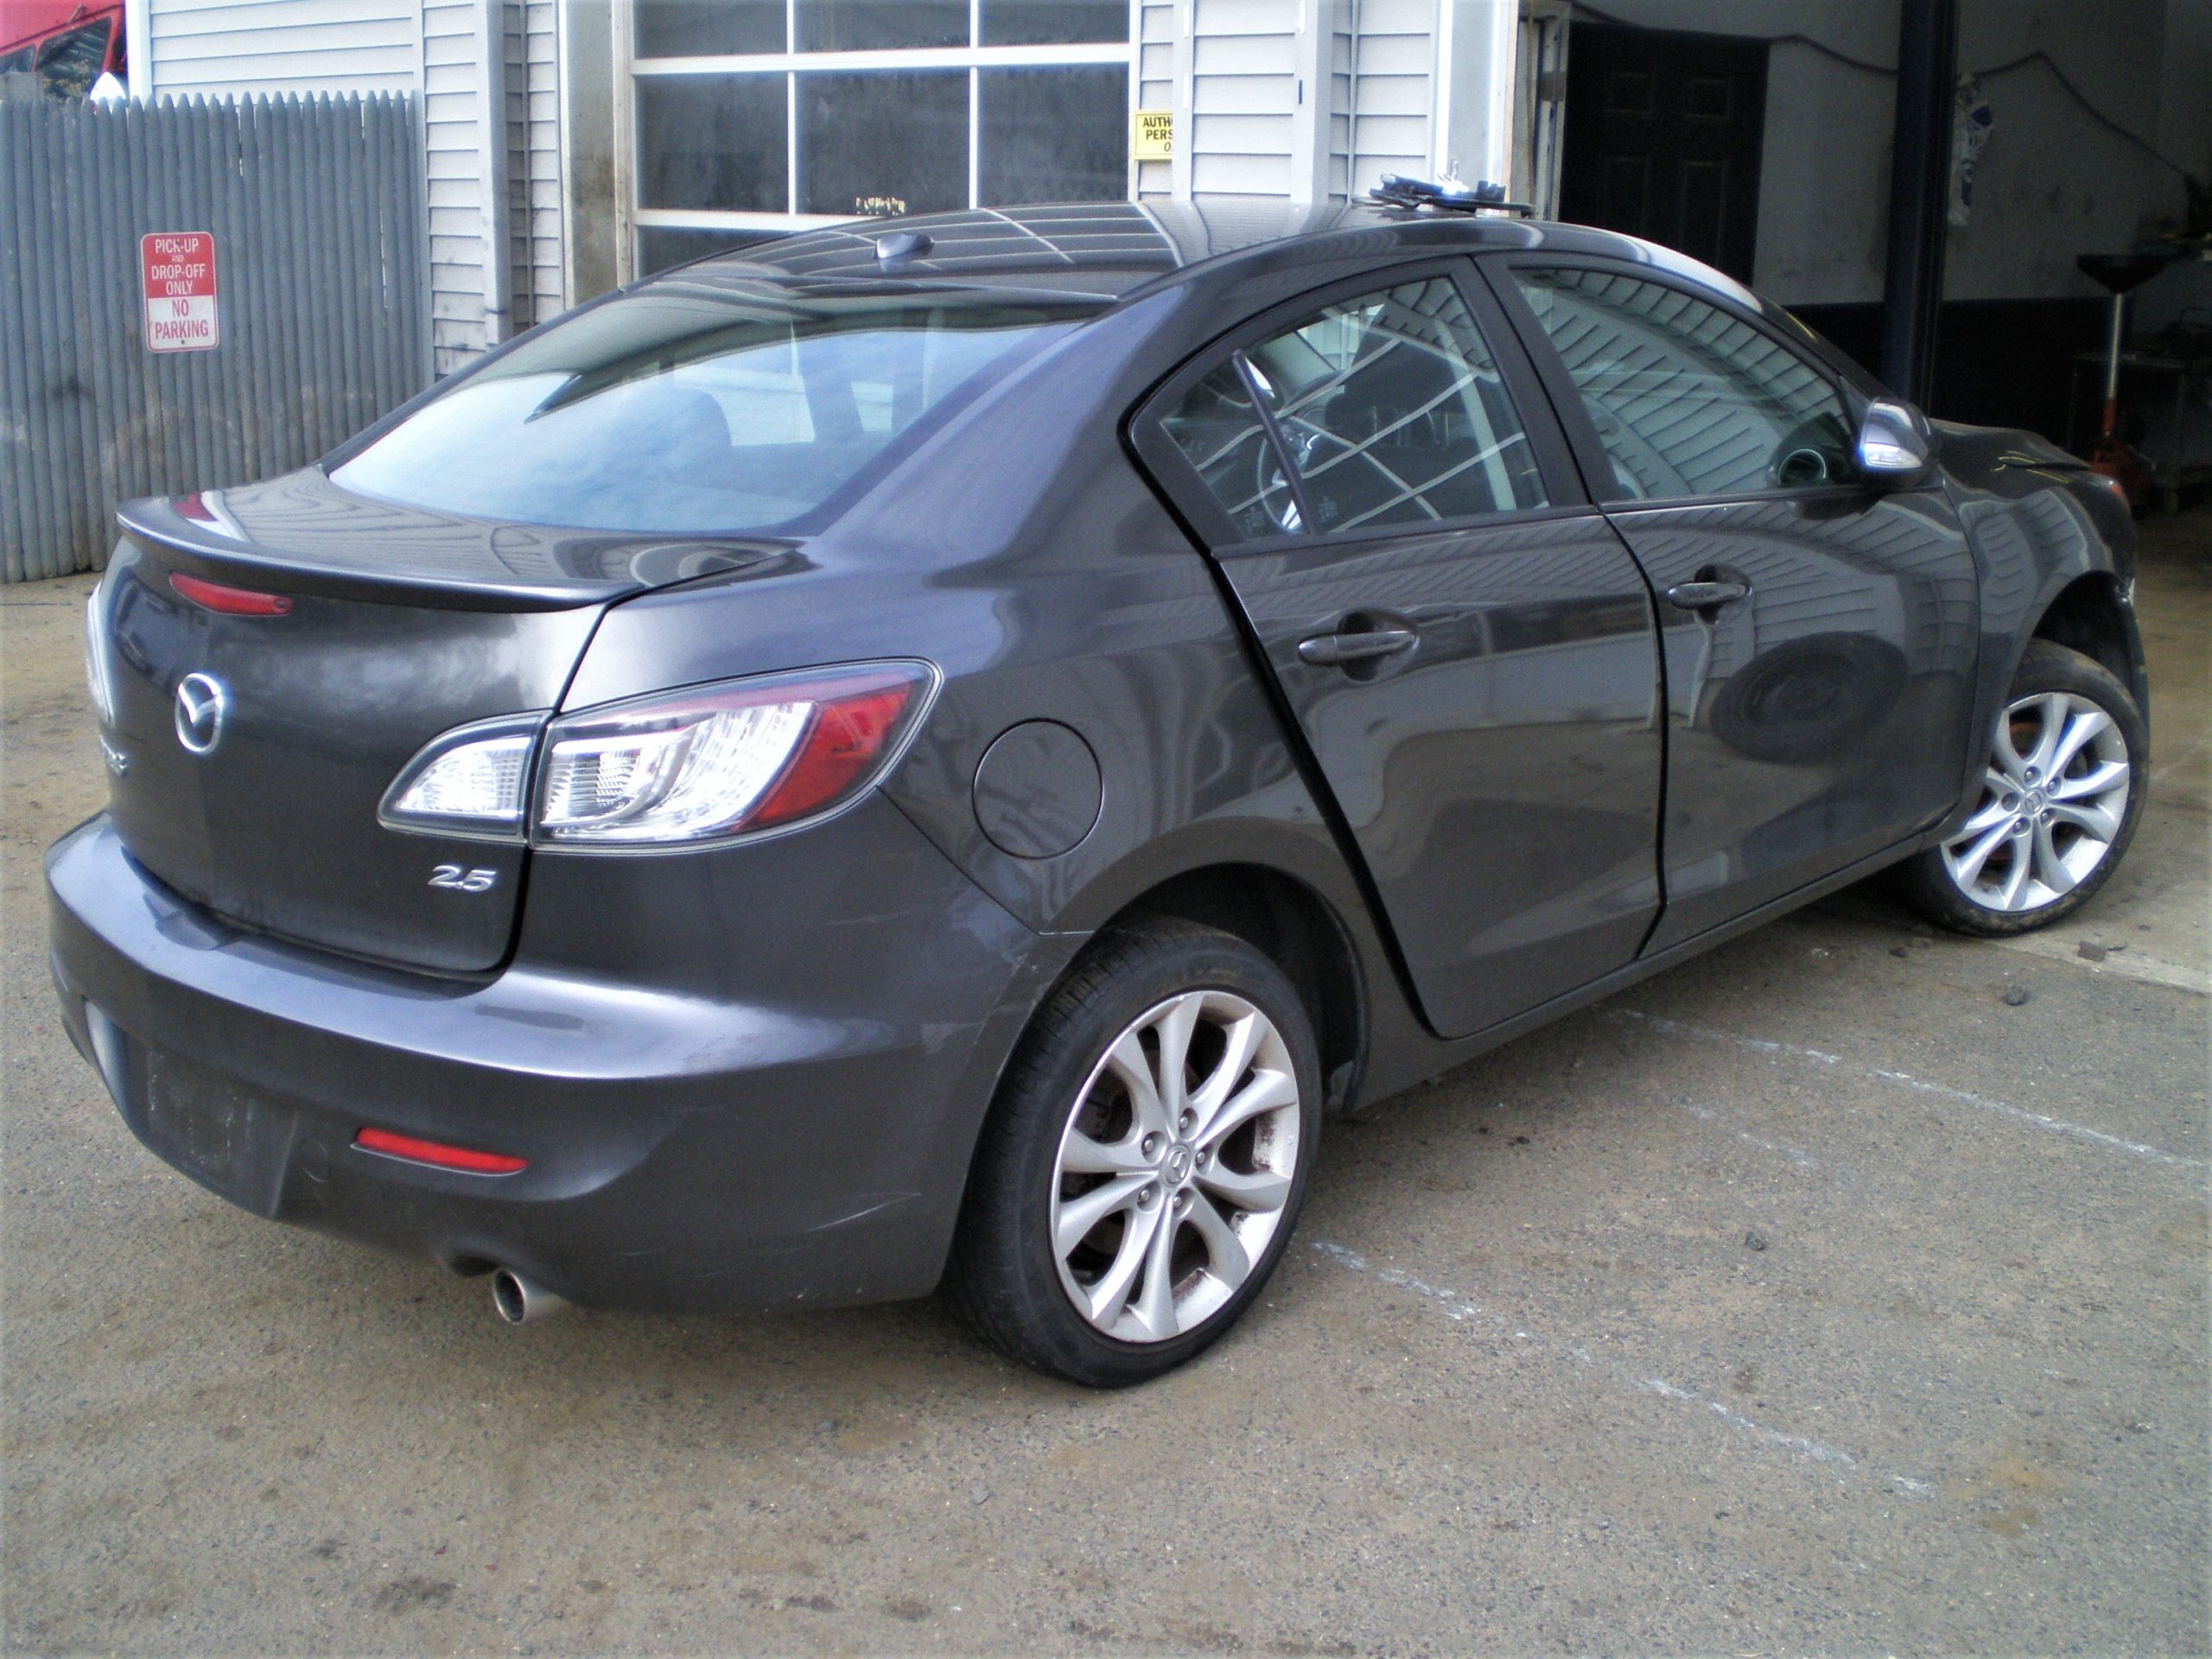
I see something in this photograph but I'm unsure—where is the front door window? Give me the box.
[1508,266,1853,501]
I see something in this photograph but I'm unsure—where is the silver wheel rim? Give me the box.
[1050,989,1301,1344]
[1942,690,2130,912]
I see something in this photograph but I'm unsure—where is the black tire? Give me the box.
[945,919,1323,1388]
[1896,639,2146,937]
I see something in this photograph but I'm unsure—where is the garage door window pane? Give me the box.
[1509,267,1852,502]
[979,66,1128,205]
[798,0,968,51]
[637,226,785,277]
[1243,276,1548,532]
[982,0,1128,44]
[635,0,785,56]
[639,76,787,213]
[798,70,968,217]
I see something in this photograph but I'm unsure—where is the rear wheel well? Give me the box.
[1109,866,1366,1112]
[2031,575,2138,702]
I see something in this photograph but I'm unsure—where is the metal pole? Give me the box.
[1878,0,1956,407]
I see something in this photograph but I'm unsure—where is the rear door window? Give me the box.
[331,284,1092,533]
[1160,273,1548,541]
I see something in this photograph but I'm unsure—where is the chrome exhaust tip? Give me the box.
[491,1268,567,1325]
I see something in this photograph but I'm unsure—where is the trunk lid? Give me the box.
[92,471,773,974]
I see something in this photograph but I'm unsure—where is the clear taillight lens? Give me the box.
[534,662,935,847]
[85,580,117,726]
[379,716,541,838]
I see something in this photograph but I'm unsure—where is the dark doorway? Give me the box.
[1559,22,1769,283]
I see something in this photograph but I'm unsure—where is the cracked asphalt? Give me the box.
[3,512,2206,1656]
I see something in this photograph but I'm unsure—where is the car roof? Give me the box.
[642,200,1762,315]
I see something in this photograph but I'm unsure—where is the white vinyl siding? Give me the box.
[146,0,564,374]
[1188,0,1296,197]
[511,0,563,331]
[148,0,419,95]
[1346,0,1433,198]
[1135,0,1176,199]
[421,0,486,370]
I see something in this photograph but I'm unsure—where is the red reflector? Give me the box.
[354,1126,527,1175]
[749,683,917,829]
[170,572,293,616]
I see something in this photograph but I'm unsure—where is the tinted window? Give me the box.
[1510,266,1853,501]
[1249,276,1547,533]
[978,65,1128,205]
[36,21,109,99]
[1161,362,1303,541]
[333,290,1089,534]
[1162,276,1546,541]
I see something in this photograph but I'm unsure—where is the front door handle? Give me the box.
[1662,578,1752,612]
[1296,624,1420,667]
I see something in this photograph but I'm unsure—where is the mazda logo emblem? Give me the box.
[174,671,228,755]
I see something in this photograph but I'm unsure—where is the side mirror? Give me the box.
[1856,398,1932,482]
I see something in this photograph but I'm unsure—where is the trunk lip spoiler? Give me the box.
[113,494,798,615]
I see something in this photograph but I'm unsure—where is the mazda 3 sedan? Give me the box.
[49,200,2148,1385]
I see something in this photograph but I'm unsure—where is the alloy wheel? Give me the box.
[1941,690,2132,912]
[1049,989,1302,1344]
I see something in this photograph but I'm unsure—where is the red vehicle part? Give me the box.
[0,0,126,98]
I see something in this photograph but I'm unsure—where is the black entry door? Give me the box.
[1560,22,1769,283]
[1136,266,1663,1040]
[1493,261,1982,953]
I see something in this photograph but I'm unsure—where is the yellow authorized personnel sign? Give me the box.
[1132,109,1173,160]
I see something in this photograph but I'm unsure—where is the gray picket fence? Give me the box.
[2,92,430,582]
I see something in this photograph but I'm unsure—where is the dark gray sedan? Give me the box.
[48,200,2148,1384]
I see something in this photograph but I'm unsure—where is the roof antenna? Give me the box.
[875,231,934,264]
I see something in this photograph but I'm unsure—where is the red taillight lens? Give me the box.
[170,572,293,616]
[354,1126,527,1175]
[535,661,937,846]
[748,683,919,829]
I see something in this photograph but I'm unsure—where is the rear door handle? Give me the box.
[1296,625,1420,667]
[1662,578,1751,612]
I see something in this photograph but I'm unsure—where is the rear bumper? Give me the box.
[45,804,1069,1313]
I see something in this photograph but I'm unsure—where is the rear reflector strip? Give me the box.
[353,1126,527,1175]
[169,572,293,616]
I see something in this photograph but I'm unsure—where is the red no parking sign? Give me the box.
[141,232,219,353]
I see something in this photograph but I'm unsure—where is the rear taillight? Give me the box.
[536,662,936,846]
[378,715,543,839]
[377,663,936,849]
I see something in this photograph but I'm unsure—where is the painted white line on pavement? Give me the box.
[1307,1239,1933,1497]
[1986,929,2209,995]
[1612,1009,2206,1172]
[1676,1098,1831,1174]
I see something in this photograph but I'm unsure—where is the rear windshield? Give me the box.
[331,283,1091,534]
